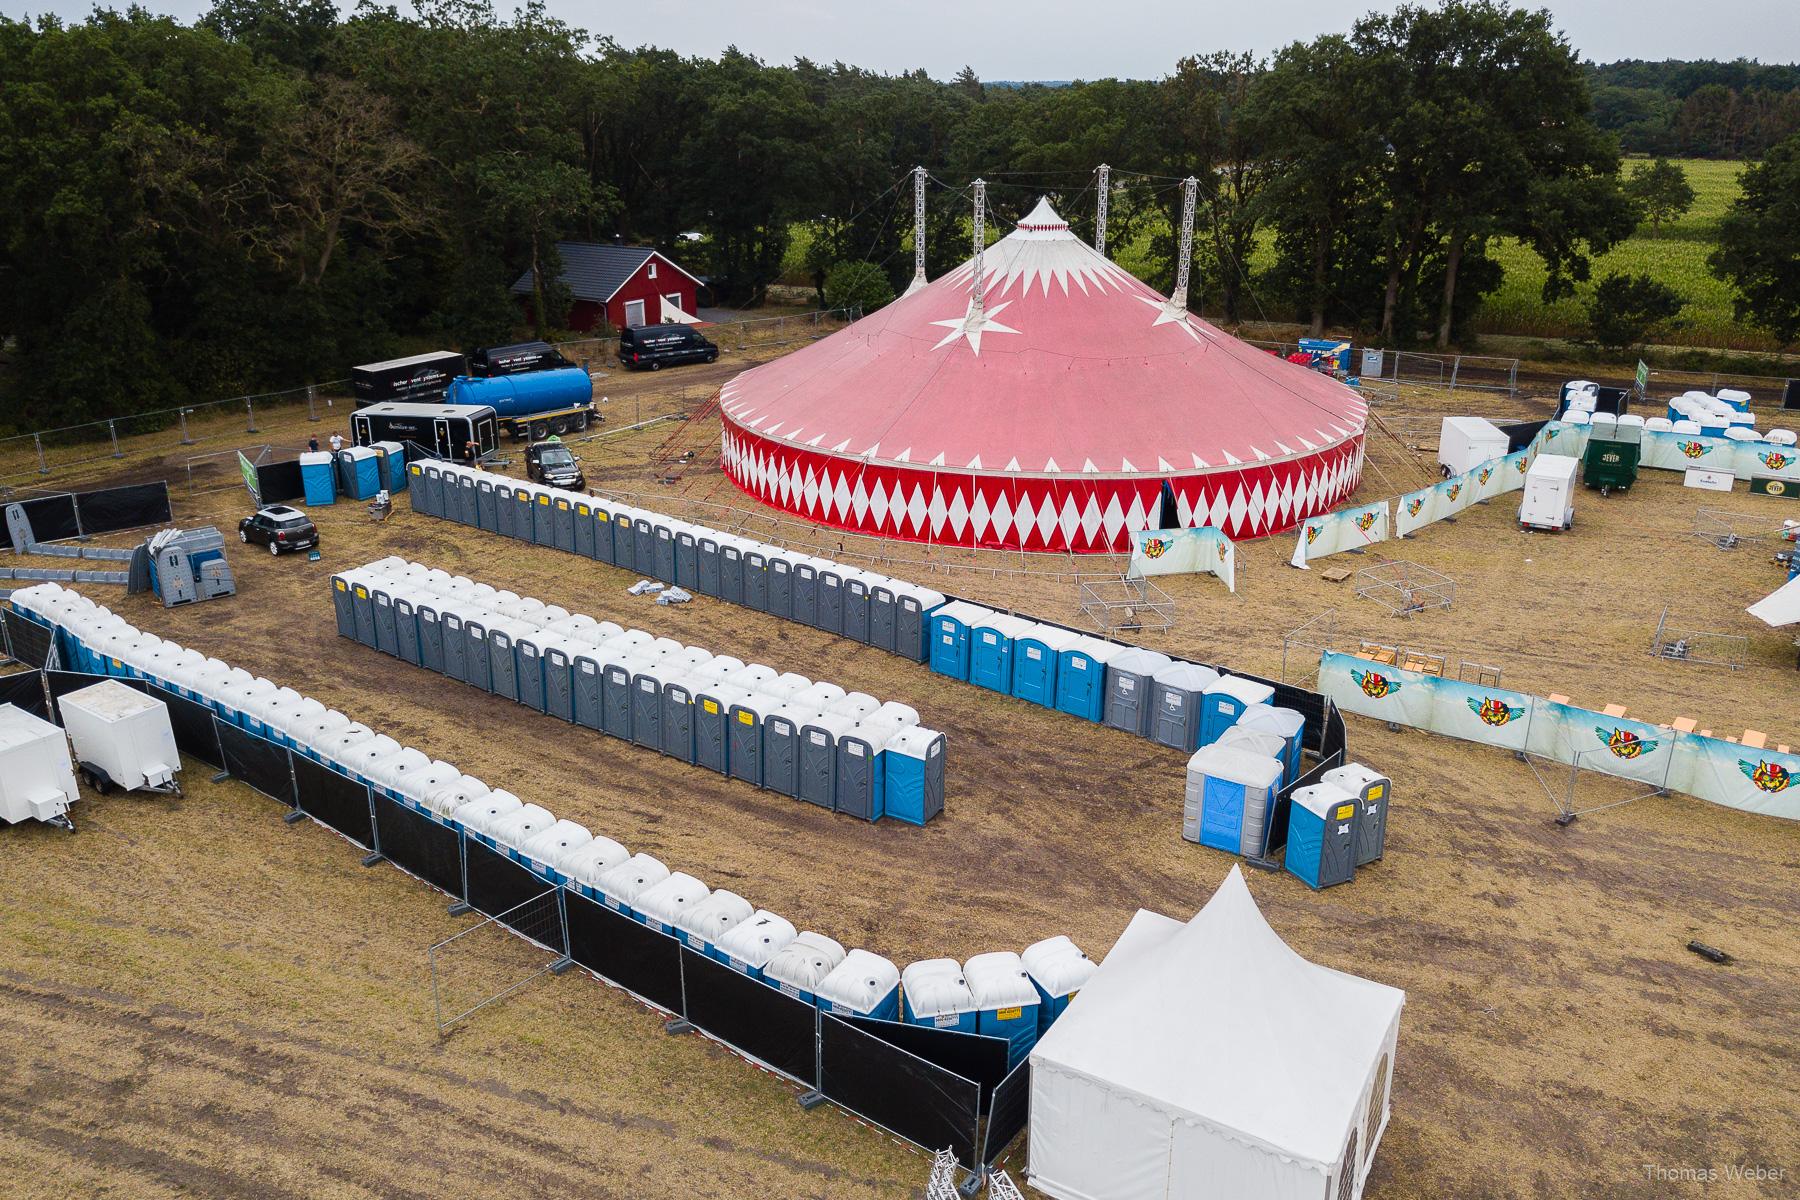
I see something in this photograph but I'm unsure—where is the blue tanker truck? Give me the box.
[445,366,596,440]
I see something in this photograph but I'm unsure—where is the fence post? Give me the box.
[108,420,123,458]
[246,399,257,433]
[34,433,48,476]
[1448,356,1461,392]
[1508,360,1519,402]
[178,408,194,445]
[307,385,319,422]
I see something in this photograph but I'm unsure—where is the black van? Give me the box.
[618,324,718,371]
[470,340,575,377]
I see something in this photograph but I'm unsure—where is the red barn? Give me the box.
[511,241,703,333]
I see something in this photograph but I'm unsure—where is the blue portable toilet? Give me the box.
[711,909,797,977]
[1056,636,1123,722]
[815,949,900,1022]
[964,952,1039,1070]
[371,440,407,491]
[1216,726,1290,791]
[883,726,945,825]
[1103,648,1172,735]
[1012,624,1079,707]
[763,932,846,1005]
[1021,936,1096,1036]
[1286,782,1361,890]
[1149,661,1221,751]
[592,854,670,922]
[901,959,979,1033]
[1200,674,1276,747]
[1183,744,1284,857]
[341,445,382,500]
[969,613,1031,694]
[927,600,990,680]
[1238,703,1307,785]
[300,451,337,505]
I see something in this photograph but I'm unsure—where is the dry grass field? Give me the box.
[3,354,1799,1198]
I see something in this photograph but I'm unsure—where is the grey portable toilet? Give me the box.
[509,483,534,540]
[695,532,723,597]
[894,582,946,662]
[652,520,677,583]
[571,649,604,729]
[1324,763,1392,865]
[574,499,599,560]
[487,620,522,702]
[763,708,801,797]
[1149,661,1221,752]
[552,492,577,553]
[791,557,821,627]
[630,666,663,750]
[393,594,422,665]
[842,570,876,643]
[412,462,439,516]
[743,545,770,612]
[372,585,400,656]
[1103,648,1172,735]
[719,536,747,607]
[727,692,768,787]
[515,630,548,712]
[661,674,696,762]
[477,476,500,532]
[489,479,515,539]
[604,506,631,570]
[331,573,358,640]
[1285,783,1360,890]
[631,516,654,573]
[416,600,445,672]
[693,684,736,774]
[543,640,575,721]
[767,552,794,620]
[674,524,699,588]
[350,577,379,646]
[816,563,846,635]
[837,716,903,821]
[462,616,493,692]
[799,712,855,809]
[602,660,635,740]
[441,612,468,681]
[530,485,556,546]
[455,473,479,526]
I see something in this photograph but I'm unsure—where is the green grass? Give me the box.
[1477,158,1757,349]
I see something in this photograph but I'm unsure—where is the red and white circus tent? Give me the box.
[718,198,1367,552]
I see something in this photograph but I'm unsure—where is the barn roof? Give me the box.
[509,242,701,303]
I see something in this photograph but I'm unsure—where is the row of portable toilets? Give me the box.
[330,556,946,824]
[300,442,410,506]
[1186,750,1393,891]
[406,460,948,662]
[7,580,1088,1056]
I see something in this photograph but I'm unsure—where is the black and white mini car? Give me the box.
[238,505,318,555]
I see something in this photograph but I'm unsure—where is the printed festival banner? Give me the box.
[1290,501,1390,569]
[1533,421,1589,461]
[1129,526,1237,592]
[1670,733,1800,819]
[1426,677,1538,753]
[1429,473,1476,522]
[1395,484,1437,537]
[1319,650,1438,729]
[1477,451,1527,502]
[1642,429,1733,475]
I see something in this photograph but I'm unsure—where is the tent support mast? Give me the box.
[971,178,987,318]
[1170,175,1198,312]
[905,165,929,296]
[1094,163,1111,256]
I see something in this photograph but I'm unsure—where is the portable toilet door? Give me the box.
[462,616,494,692]
[503,482,531,540]
[375,441,407,492]
[570,650,603,730]
[1012,624,1078,707]
[349,578,380,647]
[1200,674,1277,747]
[392,594,422,665]
[969,613,1025,694]
[453,472,479,526]
[816,564,846,635]
[743,547,770,613]
[767,552,794,620]
[486,621,523,703]
[816,949,901,1022]
[836,718,898,821]
[1184,744,1284,855]
[660,676,696,763]
[1149,661,1221,752]
[841,571,874,643]
[896,584,946,663]
[1286,783,1360,890]
[868,581,900,653]
[301,452,337,506]
[791,558,820,627]
[1056,637,1120,722]
[1021,936,1095,1036]
[515,632,548,713]
[630,667,663,750]
[415,461,441,515]
[964,952,1040,1070]
[551,492,576,553]
[1103,648,1171,735]
[413,600,445,673]
[928,601,989,680]
[608,508,635,571]
[331,574,359,639]
[1239,704,1307,785]
[726,693,767,787]
[671,525,697,588]
[530,486,557,546]
[345,446,381,500]
[1324,763,1391,865]
[695,533,723,597]
[440,612,468,682]
[798,712,852,809]
[476,476,501,532]
[902,959,979,1033]
[601,660,635,740]
[882,726,945,825]
[372,585,401,657]
[573,499,597,560]
[719,537,746,607]
[762,710,801,798]
[693,685,734,774]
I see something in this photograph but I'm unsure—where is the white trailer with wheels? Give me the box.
[1438,416,1511,477]
[57,679,182,795]
[1519,454,1579,532]
[0,704,81,827]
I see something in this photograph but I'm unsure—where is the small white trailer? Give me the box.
[57,679,182,795]
[1519,454,1579,532]
[0,703,81,827]
[1438,416,1511,478]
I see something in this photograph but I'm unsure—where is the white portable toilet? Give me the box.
[816,948,900,1021]
[0,704,80,825]
[488,803,556,853]
[563,835,630,899]
[674,889,753,955]
[764,931,847,1004]
[453,789,522,836]
[901,958,978,1033]
[963,951,1040,1070]
[1520,454,1579,531]
[362,746,431,802]
[1021,935,1095,1036]
[1184,744,1284,858]
[514,819,590,881]
[636,872,710,935]
[594,853,671,919]
[712,910,798,977]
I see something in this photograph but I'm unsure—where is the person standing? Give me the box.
[328,431,343,453]
[307,435,319,453]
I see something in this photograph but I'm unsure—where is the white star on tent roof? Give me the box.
[929,298,1021,355]
[1134,294,1203,341]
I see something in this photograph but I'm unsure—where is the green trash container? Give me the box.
[1583,425,1641,495]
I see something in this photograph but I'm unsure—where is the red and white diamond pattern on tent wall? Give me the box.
[720,423,1366,552]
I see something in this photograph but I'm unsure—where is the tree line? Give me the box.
[1,0,1796,430]
[1588,60,1800,159]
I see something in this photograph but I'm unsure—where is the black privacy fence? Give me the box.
[30,666,1028,1174]
[1,482,173,550]
[3,609,56,670]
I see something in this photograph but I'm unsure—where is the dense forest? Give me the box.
[1,0,1796,429]
[1587,60,1800,158]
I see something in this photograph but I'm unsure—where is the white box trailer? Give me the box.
[1438,416,1511,477]
[57,679,182,794]
[1519,454,1579,532]
[0,703,80,826]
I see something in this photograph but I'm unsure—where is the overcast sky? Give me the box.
[6,0,1797,75]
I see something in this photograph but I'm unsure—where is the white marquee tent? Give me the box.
[1747,574,1800,628]
[1027,866,1404,1200]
